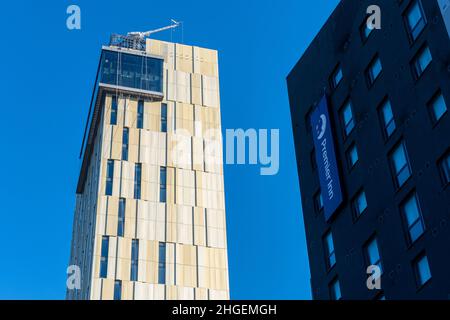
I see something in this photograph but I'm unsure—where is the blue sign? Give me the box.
[310,95,343,221]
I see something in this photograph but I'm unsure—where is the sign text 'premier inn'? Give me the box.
[311,95,343,221]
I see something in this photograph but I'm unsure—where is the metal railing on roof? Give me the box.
[109,34,146,51]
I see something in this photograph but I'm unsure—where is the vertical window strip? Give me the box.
[137,100,144,129]
[100,236,109,278]
[122,128,129,161]
[134,163,142,200]
[158,242,166,284]
[118,198,126,237]
[131,239,139,281]
[106,160,114,196]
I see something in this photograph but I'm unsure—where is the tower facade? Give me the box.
[287,0,450,299]
[67,37,229,300]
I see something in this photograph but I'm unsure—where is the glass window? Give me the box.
[114,280,122,300]
[134,163,142,200]
[305,109,312,133]
[412,46,432,79]
[405,0,427,41]
[361,19,374,40]
[324,231,336,269]
[314,191,324,213]
[161,103,168,133]
[365,237,383,273]
[440,153,450,185]
[122,127,129,161]
[100,236,109,278]
[346,144,359,169]
[402,194,425,243]
[354,190,368,217]
[100,50,163,93]
[311,149,317,170]
[118,198,126,237]
[429,92,447,123]
[330,279,342,300]
[414,254,431,286]
[106,160,114,196]
[137,100,144,129]
[131,239,139,281]
[111,96,118,125]
[390,142,412,188]
[331,66,343,89]
[160,167,167,203]
[376,294,386,301]
[380,100,396,138]
[367,57,382,86]
[341,101,355,137]
[158,242,166,284]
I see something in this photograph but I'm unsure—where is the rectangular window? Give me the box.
[428,92,447,124]
[346,144,359,169]
[311,149,317,170]
[413,254,431,287]
[405,0,427,42]
[114,280,122,300]
[160,167,167,203]
[367,56,382,86]
[340,101,355,137]
[329,278,342,300]
[361,18,374,41]
[412,46,432,79]
[130,239,139,281]
[439,152,450,185]
[330,66,343,89]
[401,193,425,243]
[305,109,313,133]
[134,163,142,200]
[111,96,118,125]
[118,198,126,237]
[376,294,386,301]
[100,236,109,278]
[379,100,396,138]
[314,191,324,214]
[161,103,167,133]
[137,100,144,129]
[364,237,383,274]
[158,242,166,284]
[353,190,368,217]
[390,142,412,188]
[106,160,114,196]
[323,231,336,270]
[122,127,129,161]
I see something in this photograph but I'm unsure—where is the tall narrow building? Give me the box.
[67,35,229,300]
[288,0,450,299]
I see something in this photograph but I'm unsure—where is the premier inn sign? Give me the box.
[310,95,343,221]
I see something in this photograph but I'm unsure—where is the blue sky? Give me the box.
[0,0,339,299]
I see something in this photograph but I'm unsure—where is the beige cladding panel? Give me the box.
[191,73,202,105]
[175,43,194,74]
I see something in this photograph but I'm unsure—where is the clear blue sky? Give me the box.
[0,0,339,299]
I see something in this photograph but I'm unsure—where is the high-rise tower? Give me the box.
[67,35,229,300]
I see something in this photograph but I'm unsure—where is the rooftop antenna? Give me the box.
[127,19,181,40]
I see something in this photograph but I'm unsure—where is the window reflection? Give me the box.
[100,50,163,93]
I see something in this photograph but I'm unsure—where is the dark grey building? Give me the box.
[287,0,450,300]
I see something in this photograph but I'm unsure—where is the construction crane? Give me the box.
[127,19,181,40]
